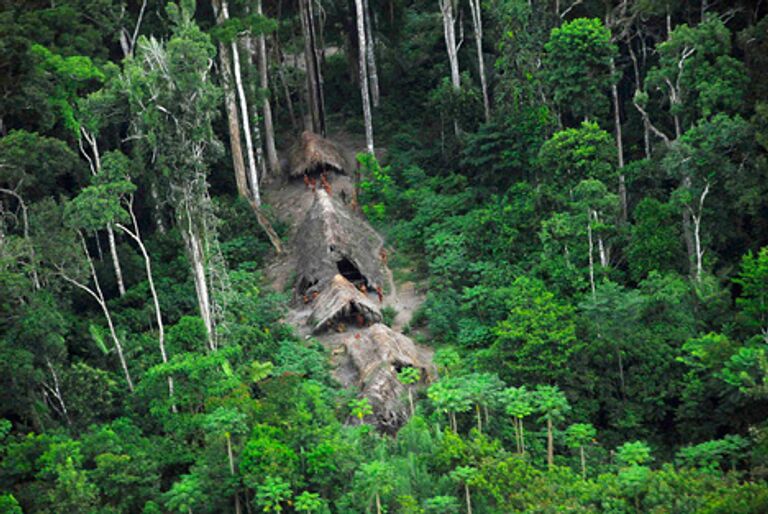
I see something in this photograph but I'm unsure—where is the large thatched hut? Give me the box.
[335,323,435,433]
[287,131,349,178]
[308,275,381,334]
[294,189,385,298]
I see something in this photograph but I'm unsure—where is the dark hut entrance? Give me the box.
[336,257,370,289]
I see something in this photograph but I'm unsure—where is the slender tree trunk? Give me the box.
[439,0,461,136]
[61,235,134,392]
[408,387,415,417]
[225,13,261,206]
[213,0,250,198]
[116,200,174,407]
[255,0,279,176]
[80,129,127,296]
[547,418,554,468]
[300,0,326,135]
[468,0,490,122]
[691,183,709,282]
[354,0,375,153]
[106,224,126,296]
[465,483,472,514]
[182,200,216,350]
[521,421,526,454]
[475,404,482,433]
[580,445,586,478]
[362,0,380,107]
[44,358,70,425]
[375,492,382,514]
[150,181,167,234]
[609,56,627,222]
[226,433,242,514]
[587,211,596,298]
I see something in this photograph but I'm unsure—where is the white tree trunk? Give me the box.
[363,0,380,107]
[691,182,710,282]
[116,200,175,405]
[106,224,126,296]
[609,56,627,222]
[60,235,134,392]
[587,210,596,298]
[355,0,375,153]
[222,0,261,206]
[468,0,490,122]
[256,0,279,176]
[440,0,461,135]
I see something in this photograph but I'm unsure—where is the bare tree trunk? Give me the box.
[222,2,261,207]
[375,492,382,514]
[226,434,242,514]
[180,196,216,350]
[0,187,40,289]
[60,235,134,392]
[580,446,586,478]
[150,181,167,234]
[354,0,375,153]
[116,198,175,407]
[681,177,697,279]
[256,0,279,176]
[587,210,596,298]
[469,0,490,122]
[363,0,380,107]
[439,0,461,136]
[465,483,472,514]
[609,56,627,222]
[690,182,709,282]
[408,387,415,417]
[106,224,126,296]
[300,0,326,135]
[547,418,554,468]
[213,0,250,199]
[44,358,70,425]
[80,128,127,296]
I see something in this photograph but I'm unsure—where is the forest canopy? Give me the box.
[2,0,768,512]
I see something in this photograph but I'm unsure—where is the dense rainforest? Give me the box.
[2,0,768,512]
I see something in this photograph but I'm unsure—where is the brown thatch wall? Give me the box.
[336,323,435,433]
[288,131,349,177]
[294,189,385,297]
[309,275,381,333]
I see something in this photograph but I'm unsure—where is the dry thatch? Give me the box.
[287,131,349,178]
[335,323,435,433]
[309,275,381,333]
[294,189,385,297]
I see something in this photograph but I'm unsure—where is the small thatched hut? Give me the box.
[294,189,385,297]
[309,275,381,333]
[287,131,349,178]
[336,323,435,433]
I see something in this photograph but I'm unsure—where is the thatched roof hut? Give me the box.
[309,275,381,333]
[336,323,435,433]
[287,131,349,178]
[294,189,385,297]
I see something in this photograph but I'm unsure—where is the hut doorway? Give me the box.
[336,257,369,288]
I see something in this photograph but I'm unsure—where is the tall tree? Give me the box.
[299,0,326,135]
[468,0,489,122]
[439,0,462,135]
[355,0,375,153]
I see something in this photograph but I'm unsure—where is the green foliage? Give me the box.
[255,475,292,512]
[543,18,617,120]
[616,441,653,467]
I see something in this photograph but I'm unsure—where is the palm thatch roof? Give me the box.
[294,189,385,297]
[309,275,381,333]
[287,131,349,178]
[336,323,435,433]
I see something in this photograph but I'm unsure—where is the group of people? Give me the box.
[303,170,332,196]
